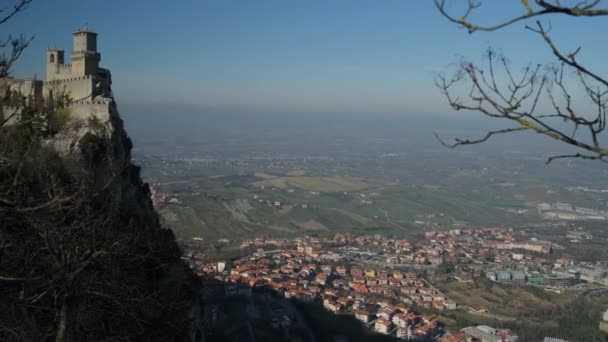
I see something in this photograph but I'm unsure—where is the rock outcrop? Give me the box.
[0,98,203,341]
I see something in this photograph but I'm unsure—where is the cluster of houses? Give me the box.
[237,228,552,268]
[198,246,453,340]
[333,229,551,270]
[412,229,551,265]
[239,237,293,249]
[191,229,606,341]
[482,239,551,254]
[231,228,566,290]
[187,227,607,341]
[215,226,563,286]
[252,194,282,208]
[148,184,168,206]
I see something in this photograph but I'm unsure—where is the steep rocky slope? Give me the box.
[0,99,202,341]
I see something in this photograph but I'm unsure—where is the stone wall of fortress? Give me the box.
[44,75,95,103]
[47,63,75,81]
[69,101,113,121]
[7,79,44,101]
[1,100,113,128]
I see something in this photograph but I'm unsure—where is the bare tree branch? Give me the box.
[526,21,608,88]
[546,152,608,164]
[435,48,608,163]
[434,127,530,148]
[435,1,608,163]
[0,0,31,26]
[434,0,608,33]
[0,275,43,282]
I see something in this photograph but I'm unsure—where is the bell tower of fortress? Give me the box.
[71,29,100,77]
[46,28,101,82]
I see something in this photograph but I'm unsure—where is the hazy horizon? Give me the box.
[6,0,608,117]
[122,107,587,162]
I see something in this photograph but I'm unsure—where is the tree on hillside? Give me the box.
[434,0,608,163]
[0,0,32,78]
[0,0,34,127]
[0,2,198,341]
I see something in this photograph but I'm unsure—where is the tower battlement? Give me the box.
[42,28,112,103]
[47,28,102,82]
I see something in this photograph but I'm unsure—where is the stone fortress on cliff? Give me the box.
[3,27,112,108]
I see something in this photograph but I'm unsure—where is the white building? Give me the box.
[217,261,226,273]
[396,326,412,340]
[461,325,518,342]
[374,317,392,335]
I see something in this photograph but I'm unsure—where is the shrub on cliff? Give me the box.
[0,97,199,342]
[0,2,199,341]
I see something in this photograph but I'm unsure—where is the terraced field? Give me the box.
[435,278,608,341]
[252,175,376,192]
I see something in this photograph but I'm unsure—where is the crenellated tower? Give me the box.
[71,29,100,77]
[42,28,112,102]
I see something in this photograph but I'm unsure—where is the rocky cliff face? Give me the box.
[0,99,203,341]
[53,101,163,232]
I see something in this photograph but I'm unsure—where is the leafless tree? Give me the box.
[1,148,196,341]
[0,2,198,340]
[0,0,35,128]
[1,107,197,342]
[0,0,33,78]
[434,0,608,163]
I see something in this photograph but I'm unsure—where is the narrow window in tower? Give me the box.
[50,54,55,63]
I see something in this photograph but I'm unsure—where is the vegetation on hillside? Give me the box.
[435,278,608,341]
[1,116,198,341]
[0,2,198,341]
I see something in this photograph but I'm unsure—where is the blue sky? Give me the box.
[5,0,608,116]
